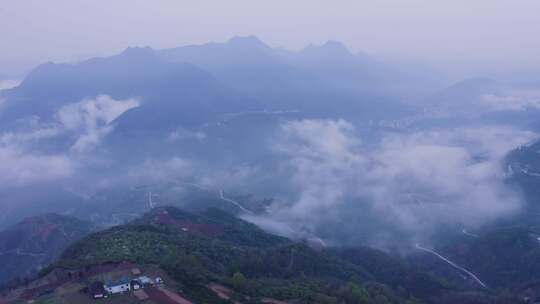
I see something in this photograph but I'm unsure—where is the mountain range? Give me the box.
[2,36,540,303]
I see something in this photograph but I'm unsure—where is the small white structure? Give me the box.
[138,276,154,286]
[104,278,131,294]
[131,279,142,290]
[155,277,164,284]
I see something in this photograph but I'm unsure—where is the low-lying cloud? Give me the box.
[56,95,139,152]
[480,87,540,112]
[245,119,537,246]
[167,127,206,142]
[0,79,21,91]
[0,145,73,188]
[482,94,540,112]
[0,95,139,190]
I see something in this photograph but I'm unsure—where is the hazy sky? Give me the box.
[2,0,540,78]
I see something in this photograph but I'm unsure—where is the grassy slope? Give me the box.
[49,207,431,303]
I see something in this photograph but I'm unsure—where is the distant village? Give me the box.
[0,262,194,304]
[89,267,164,301]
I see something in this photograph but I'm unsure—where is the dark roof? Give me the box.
[105,277,130,288]
[89,281,105,294]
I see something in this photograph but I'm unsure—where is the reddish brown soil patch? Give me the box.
[146,286,193,304]
[133,289,149,300]
[154,213,223,237]
[19,216,59,241]
[20,279,66,300]
[16,262,137,301]
[208,283,232,300]
[36,223,59,241]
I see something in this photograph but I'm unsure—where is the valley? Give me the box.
[1,30,540,304]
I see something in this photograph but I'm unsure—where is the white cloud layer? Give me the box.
[0,95,139,189]
[0,145,73,188]
[56,95,139,152]
[0,79,21,91]
[482,93,540,111]
[247,120,537,244]
[167,127,206,142]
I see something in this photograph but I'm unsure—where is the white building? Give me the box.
[104,278,131,294]
[137,276,154,286]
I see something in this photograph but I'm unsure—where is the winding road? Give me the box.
[462,229,479,238]
[219,190,252,214]
[181,182,329,249]
[177,182,252,214]
[415,243,487,289]
[147,191,157,209]
[309,236,328,248]
[287,248,296,271]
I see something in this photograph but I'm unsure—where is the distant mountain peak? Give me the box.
[302,40,352,57]
[118,46,156,59]
[322,40,348,50]
[227,35,269,49]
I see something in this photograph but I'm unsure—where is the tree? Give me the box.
[341,282,371,304]
[230,272,248,291]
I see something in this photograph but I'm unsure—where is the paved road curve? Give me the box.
[415,243,487,289]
